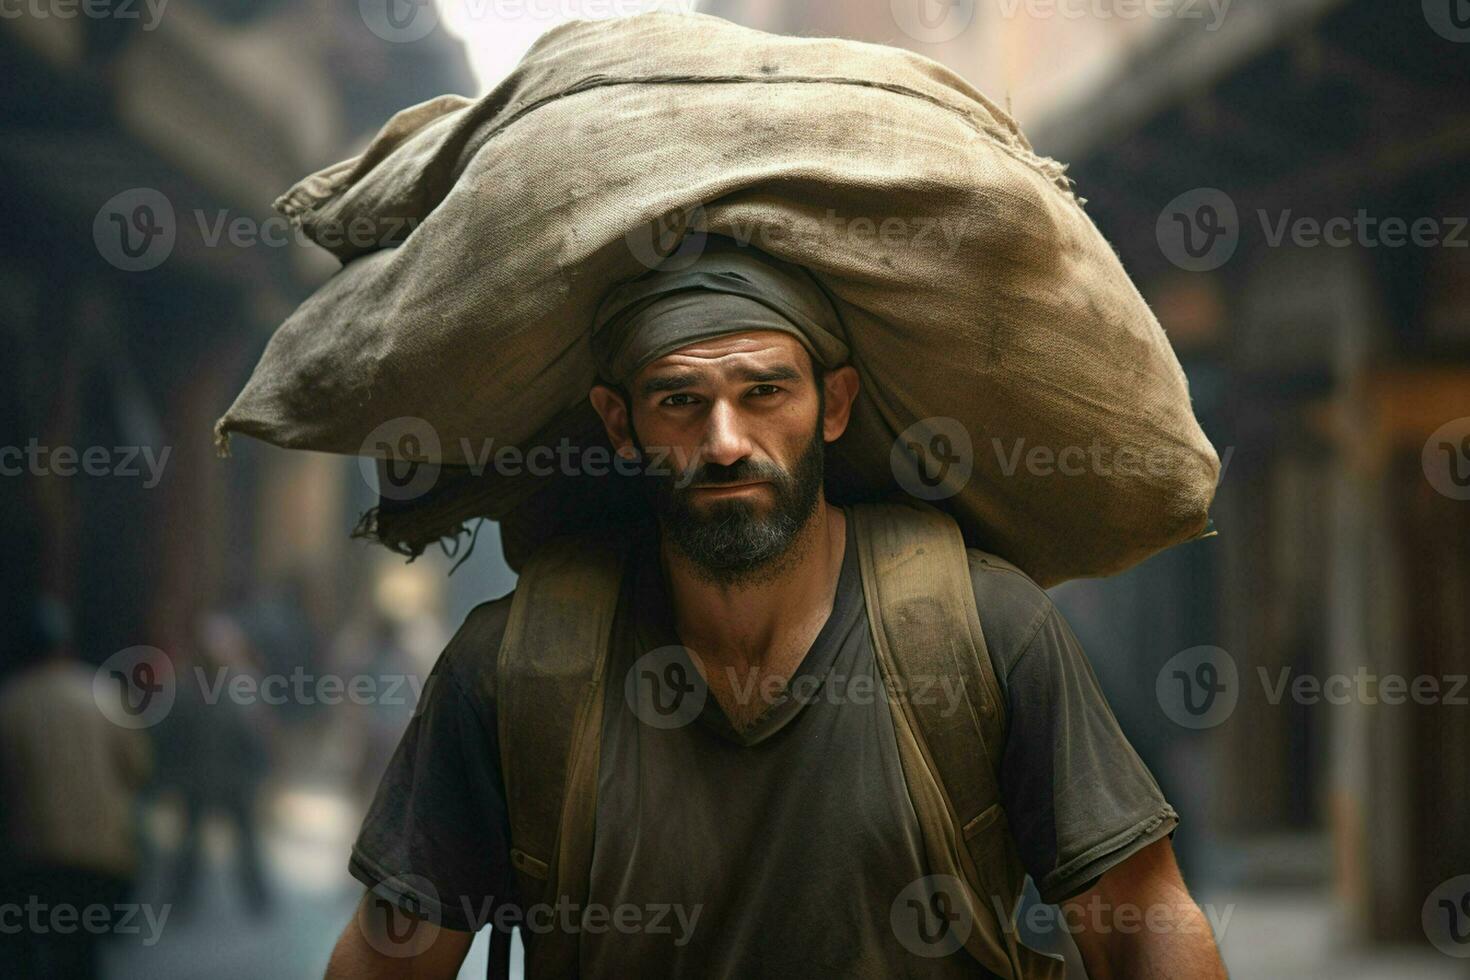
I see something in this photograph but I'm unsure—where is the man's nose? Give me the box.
[698,399,756,468]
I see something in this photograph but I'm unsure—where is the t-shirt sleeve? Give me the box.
[349,595,518,933]
[969,554,1179,906]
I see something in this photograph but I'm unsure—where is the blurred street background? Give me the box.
[1,1,1466,977]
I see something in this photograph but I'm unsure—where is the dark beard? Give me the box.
[636,417,826,587]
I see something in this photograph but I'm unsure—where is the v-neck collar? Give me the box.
[628,510,862,746]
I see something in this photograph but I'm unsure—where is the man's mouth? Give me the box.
[689,480,770,494]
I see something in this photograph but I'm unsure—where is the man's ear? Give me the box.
[821,365,861,443]
[589,384,638,459]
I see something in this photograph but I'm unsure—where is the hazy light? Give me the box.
[437,0,701,93]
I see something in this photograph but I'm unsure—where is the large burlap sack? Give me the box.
[216,10,1218,586]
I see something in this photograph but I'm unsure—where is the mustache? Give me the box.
[674,456,788,491]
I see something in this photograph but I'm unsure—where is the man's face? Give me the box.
[620,331,831,584]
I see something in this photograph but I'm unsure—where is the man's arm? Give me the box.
[1063,837,1227,979]
[325,890,473,980]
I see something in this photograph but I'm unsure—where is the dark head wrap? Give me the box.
[591,234,849,385]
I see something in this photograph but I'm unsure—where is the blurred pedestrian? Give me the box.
[0,597,152,978]
[160,610,276,921]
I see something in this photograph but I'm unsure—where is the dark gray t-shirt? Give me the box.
[350,511,1178,977]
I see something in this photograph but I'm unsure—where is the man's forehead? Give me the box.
[637,330,810,378]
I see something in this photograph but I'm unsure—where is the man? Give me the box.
[0,598,153,978]
[325,237,1227,978]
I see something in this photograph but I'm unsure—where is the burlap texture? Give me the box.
[215,11,1218,585]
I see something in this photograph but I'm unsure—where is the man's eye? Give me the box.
[749,384,782,397]
[661,393,699,407]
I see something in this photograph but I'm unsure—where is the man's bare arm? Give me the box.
[1063,837,1228,979]
[324,889,473,980]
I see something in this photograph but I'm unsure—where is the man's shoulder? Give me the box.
[432,591,517,702]
[963,548,1056,682]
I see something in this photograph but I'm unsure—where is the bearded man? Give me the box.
[324,236,1228,979]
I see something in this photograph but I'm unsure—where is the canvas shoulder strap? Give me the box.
[851,499,1064,980]
[495,527,629,977]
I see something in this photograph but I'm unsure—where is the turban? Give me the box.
[591,234,849,386]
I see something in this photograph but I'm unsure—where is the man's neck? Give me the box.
[660,501,847,677]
